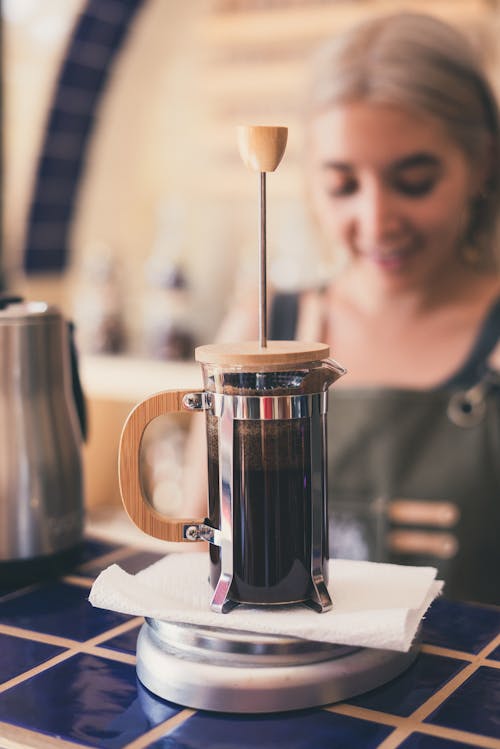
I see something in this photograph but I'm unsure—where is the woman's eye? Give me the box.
[326,178,358,198]
[395,179,436,197]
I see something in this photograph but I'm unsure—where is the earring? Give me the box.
[461,244,482,266]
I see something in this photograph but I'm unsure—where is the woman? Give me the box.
[188,12,500,604]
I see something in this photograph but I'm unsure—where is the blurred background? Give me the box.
[2,0,499,540]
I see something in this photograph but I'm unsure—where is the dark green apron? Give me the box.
[328,381,500,605]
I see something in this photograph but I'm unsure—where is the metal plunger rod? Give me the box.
[259,172,267,347]
[236,125,288,349]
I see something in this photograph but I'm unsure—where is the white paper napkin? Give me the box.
[89,554,442,652]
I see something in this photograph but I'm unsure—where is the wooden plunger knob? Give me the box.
[237,126,288,172]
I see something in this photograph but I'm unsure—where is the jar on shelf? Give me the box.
[71,242,127,355]
[141,199,195,361]
[142,256,195,361]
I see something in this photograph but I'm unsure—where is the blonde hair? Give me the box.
[306,12,500,266]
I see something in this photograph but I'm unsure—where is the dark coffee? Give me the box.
[207,414,328,604]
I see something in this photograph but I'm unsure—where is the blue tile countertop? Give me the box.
[1,539,499,749]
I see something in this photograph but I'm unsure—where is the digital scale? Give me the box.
[137,618,419,712]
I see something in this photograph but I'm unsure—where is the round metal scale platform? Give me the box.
[136,618,419,713]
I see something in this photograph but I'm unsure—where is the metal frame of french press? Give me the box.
[183,388,333,614]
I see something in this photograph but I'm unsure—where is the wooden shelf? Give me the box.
[203,0,490,45]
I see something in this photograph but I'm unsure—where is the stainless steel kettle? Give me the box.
[0,296,86,586]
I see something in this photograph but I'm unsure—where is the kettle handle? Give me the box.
[118,389,206,543]
[68,322,88,442]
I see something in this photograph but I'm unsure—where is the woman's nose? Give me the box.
[358,184,403,245]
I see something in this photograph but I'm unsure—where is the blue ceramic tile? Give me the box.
[0,581,36,600]
[425,666,500,738]
[399,733,480,748]
[117,551,165,574]
[100,624,142,655]
[422,598,500,653]
[147,709,393,749]
[74,537,123,565]
[0,581,130,641]
[0,541,115,597]
[81,550,164,577]
[0,653,180,748]
[0,544,89,597]
[347,653,466,717]
[487,645,500,661]
[0,632,65,683]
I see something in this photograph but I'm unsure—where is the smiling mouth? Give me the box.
[361,245,418,270]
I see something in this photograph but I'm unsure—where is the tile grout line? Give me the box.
[0,650,79,694]
[410,631,500,722]
[0,720,95,748]
[0,582,44,605]
[478,633,500,659]
[415,722,500,749]
[368,631,500,749]
[61,575,95,588]
[421,642,500,668]
[0,620,144,692]
[75,544,140,573]
[420,643,474,661]
[121,709,197,749]
[0,624,82,650]
[374,727,413,749]
[375,724,500,749]
[83,616,144,646]
[326,703,401,727]
[0,643,135,690]
[0,616,143,650]
[82,645,136,665]
[328,703,500,749]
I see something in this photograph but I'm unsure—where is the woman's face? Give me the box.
[308,101,481,291]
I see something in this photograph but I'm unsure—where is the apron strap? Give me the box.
[296,288,329,342]
[487,338,500,373]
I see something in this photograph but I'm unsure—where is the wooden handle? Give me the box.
[118,389,205,542]
[237,126,288,172]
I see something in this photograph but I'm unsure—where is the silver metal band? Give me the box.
[183,391,327,421]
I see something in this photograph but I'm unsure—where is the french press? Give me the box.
[119,341,344,613]
[119,126,345,613]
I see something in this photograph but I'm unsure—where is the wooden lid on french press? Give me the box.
[195,341,330,367]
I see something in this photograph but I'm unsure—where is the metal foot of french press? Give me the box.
[305,395,333,613]
[210,392,237,614]
[305,579,333,613]
[210,574,238,614]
